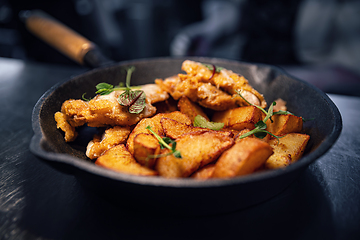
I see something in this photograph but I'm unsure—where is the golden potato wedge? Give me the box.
[161,118,233,139]
[95,144,158,176]
[133,133,161,168]
[86,126,131,159]
[212,106,264,130]
[54,112,78,142]
[161,118,208,139]
[212,138,273,178]
[126,111,191,154]
[266,114,303,136]
[191,163,216,180]
[126,118,162,155]
[155,131,234,178]
[177,96,209,123]
[265,133,310,169]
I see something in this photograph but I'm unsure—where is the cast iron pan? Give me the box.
[27,11,342,215]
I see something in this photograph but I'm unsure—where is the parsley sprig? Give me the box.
[146,126,182,159]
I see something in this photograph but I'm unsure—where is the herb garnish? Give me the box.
[94,81,130,96]
[87,66,145,114]
[117,66,146,114]
[202,63,224,80]
[236,90,285,142]
[193,115,224,130]
[146,126,182,159]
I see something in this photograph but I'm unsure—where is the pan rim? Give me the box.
[30,56,343,188]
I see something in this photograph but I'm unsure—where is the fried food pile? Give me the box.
[54,60,310,179]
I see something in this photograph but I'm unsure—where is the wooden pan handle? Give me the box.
[22,10,95,65]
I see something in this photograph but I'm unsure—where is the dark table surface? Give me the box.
[0,57,359,240]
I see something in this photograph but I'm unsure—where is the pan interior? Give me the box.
[34,57,341,185]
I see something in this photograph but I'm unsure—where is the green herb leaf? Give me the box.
[117,66,146,114]
[254,120,267,130]
[202,63,224,80]
[273,110,294,116]
[202,63,223,73]
[162,137,173,146]
[193,115,224,130]
[95,83,114,95]
[236,91,295,142]
[81,93,91,101]
[254,131,267,139]
[128,90,146,114]
[146,126,182,159]
[173,150,182,159]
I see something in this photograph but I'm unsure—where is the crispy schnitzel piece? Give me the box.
[59,91,156,129]
[86,126,131,159]
[155,75,237,111]
[181,60,267,108]
[155,60,267,111]
[140,83,169,104]
[54,112,78,142]
[55,84,169,141]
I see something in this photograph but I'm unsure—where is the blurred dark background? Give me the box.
[1,0,360,96]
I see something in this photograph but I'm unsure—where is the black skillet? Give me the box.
[27,10,342,215]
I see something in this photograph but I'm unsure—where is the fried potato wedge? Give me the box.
[212,138,273,178]
[191,163,216,180]
[126,111,191,154]
[95,144,158,176]
[266,114,303,136]
[161,118,208,139]
[155,131,234,178]
[133,133,161,168]
[86,126,131,159]
[265,133,310,169]
[161,118,233,139]
[54,112,78,142]
[212,106,264,130]
[177,96,209,123]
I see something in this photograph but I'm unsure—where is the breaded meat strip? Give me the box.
[55,84,168,142]
[155,60,266,111]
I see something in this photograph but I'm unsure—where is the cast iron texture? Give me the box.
[30,57,342,215]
